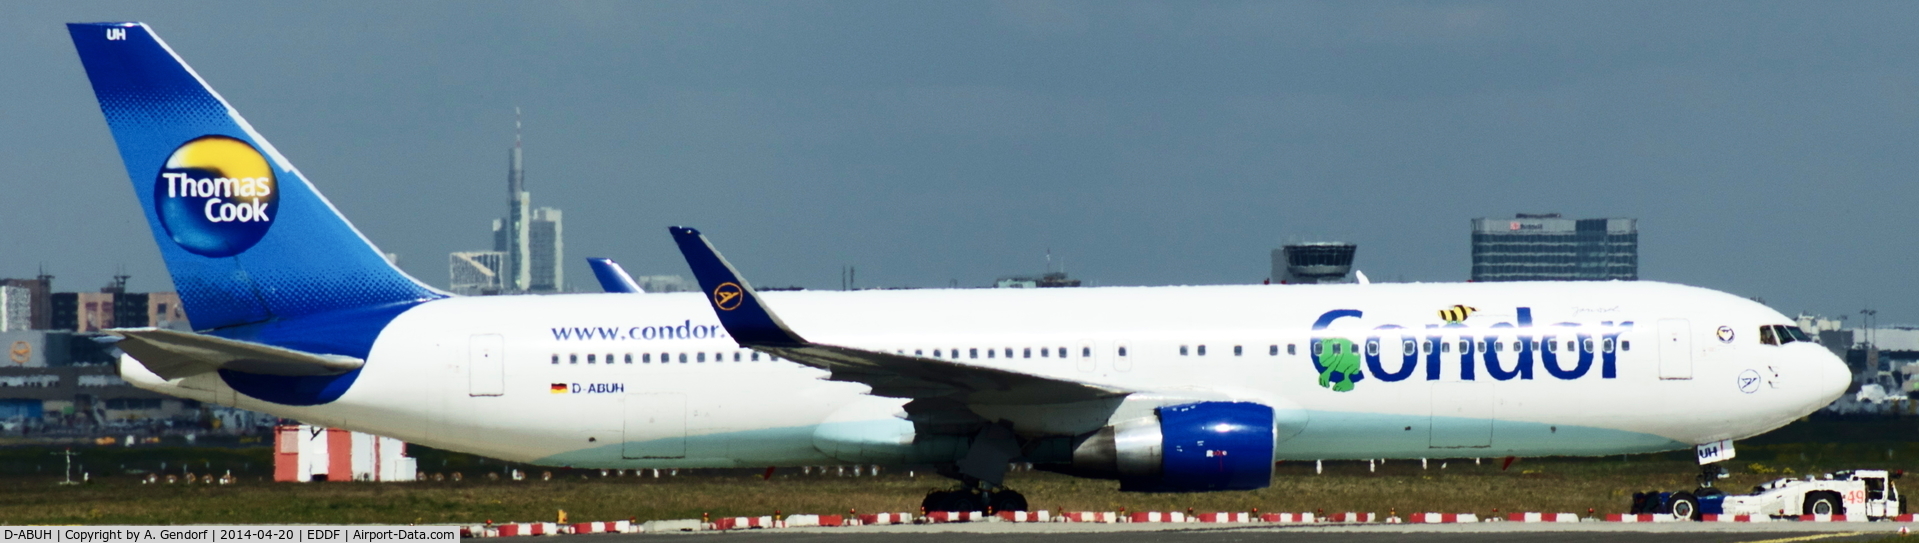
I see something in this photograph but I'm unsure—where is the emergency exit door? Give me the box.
[468,334,504,396]
[1658,319,1692,380]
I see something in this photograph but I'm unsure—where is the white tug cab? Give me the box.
[1718,469,1904,520]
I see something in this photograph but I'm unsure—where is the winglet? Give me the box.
[669,227,806,346]
[586,257,644,293]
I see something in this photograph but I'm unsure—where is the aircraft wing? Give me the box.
[668,227,1129,406]
[107,327,365,380]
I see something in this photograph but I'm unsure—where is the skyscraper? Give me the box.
[527,207,563,293]
[501,108,531,292]
[1470,213,1637,282]
[459,109,564,294]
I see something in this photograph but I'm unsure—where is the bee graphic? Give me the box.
[1438,305,1477,324]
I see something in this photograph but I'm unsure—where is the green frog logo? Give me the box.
[1316,338,1362,392]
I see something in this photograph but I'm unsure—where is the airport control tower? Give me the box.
[1272,242,1357,284]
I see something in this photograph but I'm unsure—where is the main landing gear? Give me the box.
[921,474,1028,513]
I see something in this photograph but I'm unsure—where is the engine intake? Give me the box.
[1069,401,1275,492]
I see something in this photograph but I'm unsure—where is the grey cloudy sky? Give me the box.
[4,2,1918,323]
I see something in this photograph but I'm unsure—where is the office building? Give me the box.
[450,251,506,296]
[1470,214,1637,282]
[636,275,696,293]
[0,276,51,330]
[0,285,28,332]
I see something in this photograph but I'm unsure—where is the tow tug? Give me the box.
[1635,467,1904,520]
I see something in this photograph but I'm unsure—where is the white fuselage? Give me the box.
[123,281,1848,468]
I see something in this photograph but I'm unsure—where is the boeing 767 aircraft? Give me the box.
[69,22,1847,512]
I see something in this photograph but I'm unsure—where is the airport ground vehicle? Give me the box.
[1635,469,1903,520]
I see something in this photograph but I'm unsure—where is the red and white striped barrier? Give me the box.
[1699,514,1770,522]
[857,512,914,525]
[1890,514,1919,522]
[1259,512,1315,523]
[1058,511,1118,523]
[1797,513,1865,522]
[1407,513,1477,523]
[1194,512,1251,523]
[782,514,845,527]
[711,516,775,530]
[1604,514,1677,523]
[1128,511,1187,523]
[923,511,983,523]
[566,521,633,534]
[1506,512,1579,523]
[1325,512,1376,523]
[493,523,559,537]
[996,511,1051,522]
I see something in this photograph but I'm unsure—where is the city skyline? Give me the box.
[5,3,1919,322]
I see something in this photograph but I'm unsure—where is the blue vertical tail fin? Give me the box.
[586,258,643,293]
[68,22,444,332]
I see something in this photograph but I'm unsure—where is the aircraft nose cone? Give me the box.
[1821,351,1852,404]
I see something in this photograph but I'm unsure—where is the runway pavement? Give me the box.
[587,520,1906,542]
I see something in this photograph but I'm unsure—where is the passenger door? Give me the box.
[1658,319,1693,380]
[467,334,505,396]
[622,393,687,459]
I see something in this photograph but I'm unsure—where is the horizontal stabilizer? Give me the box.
[108,327,364,380]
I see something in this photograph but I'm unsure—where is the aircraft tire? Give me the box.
[989,489,1029,512]
[946,490,987,512]
[921,490,956,512]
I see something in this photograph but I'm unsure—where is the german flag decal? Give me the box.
[550,383,568,394]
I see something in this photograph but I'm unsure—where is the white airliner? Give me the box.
[70,22,1847,511]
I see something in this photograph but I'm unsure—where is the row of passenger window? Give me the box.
[902,347,1094,360]
[550,351,776,365]
[1176,338,1630,357]
[551,337,1634,366]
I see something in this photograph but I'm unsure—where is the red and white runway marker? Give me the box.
[1058,511,1118,523]
[1506,512,1579,523]
[1259,512,1315,523]
[1325,512,1377,523]
[1407,513,1478,523]
[1128,511,1187,523]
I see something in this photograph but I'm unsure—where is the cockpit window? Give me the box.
[1784,326,1812,343]
[1759,325,1812,346]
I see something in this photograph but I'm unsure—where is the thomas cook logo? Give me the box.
[712,282,744,311]
[154,135,278,257]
